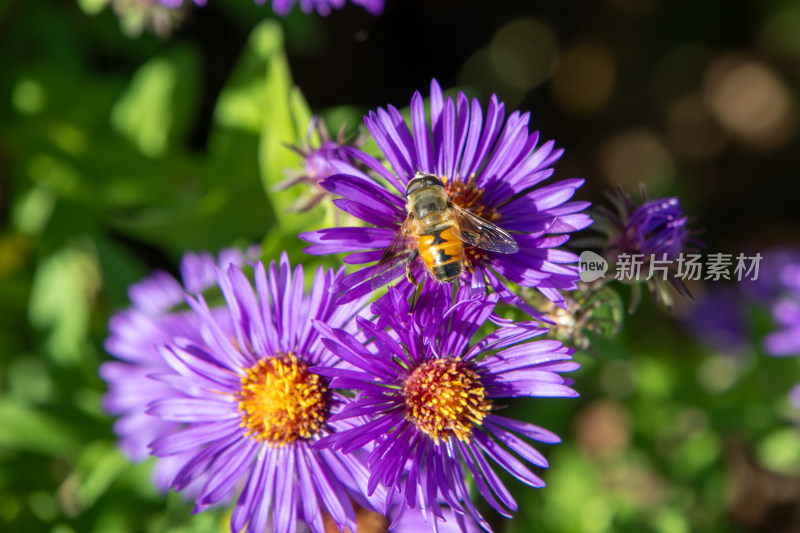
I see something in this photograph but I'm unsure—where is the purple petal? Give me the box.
[473,431,545,488]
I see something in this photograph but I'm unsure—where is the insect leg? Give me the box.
[405,249,419,287]
[408,275,425,315]
[406,249,420,314]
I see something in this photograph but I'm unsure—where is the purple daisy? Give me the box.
[742,248,800,303]
[313,282,579,530]
[101,248,251,490]
[598,188,692,262]
[762,253,800,408]
[300,79,591,316]
[765,297,800,357]
[684,248,799,355]
[763,254,800,356]
[593,188,696,308]
[144,254,382,533]
[157,0,384,16]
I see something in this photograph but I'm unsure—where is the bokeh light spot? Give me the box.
[704,57,796,150]
[459,48,524,107]
[551,44,615,116]
[488,19,559,91]
[574,399,632,458]
[666,94,727,159]
[696,354,743,393]
[598,128,675,192]
[11,78,45,115]
[600,360,636,398]
[757,428,800,475]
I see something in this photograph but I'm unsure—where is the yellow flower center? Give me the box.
[237,353,328,447]
[442,175,497,220]
[402,357,491,444]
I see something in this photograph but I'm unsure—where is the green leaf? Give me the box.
[0,399,81,456]
[110,49,199,158]
[12,183,56,236]
[28,243,99,365]
[91,234,147,310]
[39,198,100,253]
[229,20,335,257]
[76,442,131,509]
[7,355,55,405]
[214,78,265,133]
[208,20,333,264]
[258,32,303,193]
[213,21,284,134]
[111,58,176,157]
[289,86,314,144]
[585,330,631,360]
[107,130,273,252]
[107,187,271,253]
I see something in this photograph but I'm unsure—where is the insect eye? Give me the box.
[406,174,445,196]
[406,178,424,196]
[426,177,445,188]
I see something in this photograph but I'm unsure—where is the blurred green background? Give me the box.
[2,0,800,532]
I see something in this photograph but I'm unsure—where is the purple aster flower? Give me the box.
[684,248,800,354]
[144,254,382,533]
[157,0,384,16]
[763,255,800,355]
[301,79,592,316]
[598,188,692,262]
[762,253,800,408]
[765,297,800,356]
[742,248,800,303]
[277,116,367,213]
[101,248,251,490]
[313,282,579,530]
[592,187,697,308]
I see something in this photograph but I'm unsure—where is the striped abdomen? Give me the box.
[417,225,463,283]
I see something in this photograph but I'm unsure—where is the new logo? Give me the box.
[578,251,608,282]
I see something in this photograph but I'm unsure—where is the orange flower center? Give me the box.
[237,353,328,447]
[402,357,491,444]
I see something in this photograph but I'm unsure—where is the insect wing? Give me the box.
[450,205,519,253]
[369,217,415,290]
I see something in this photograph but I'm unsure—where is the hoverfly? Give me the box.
[370,172,519,290]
